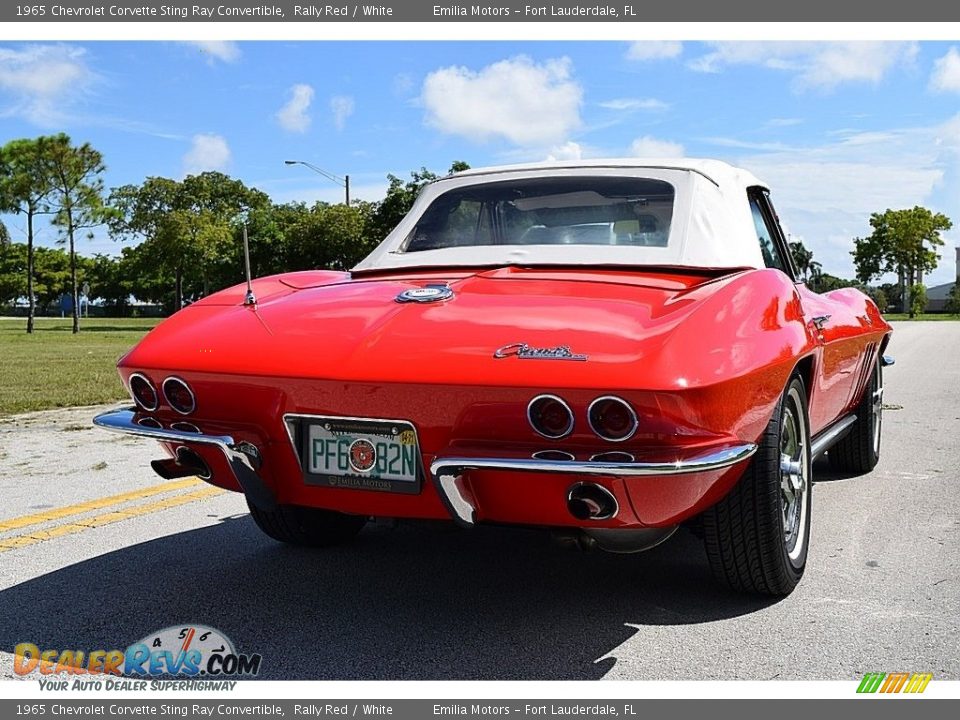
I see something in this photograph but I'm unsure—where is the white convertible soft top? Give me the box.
[354,158,769,272]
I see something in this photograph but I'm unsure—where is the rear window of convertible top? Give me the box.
[401,176,676,252]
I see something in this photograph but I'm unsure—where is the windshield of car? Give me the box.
[400,176,675,253]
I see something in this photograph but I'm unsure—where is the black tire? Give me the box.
[247,500,367,547]
[702,373,812,596]
[828,360,882,474]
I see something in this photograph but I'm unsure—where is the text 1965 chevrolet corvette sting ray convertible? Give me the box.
[94,159,892,596]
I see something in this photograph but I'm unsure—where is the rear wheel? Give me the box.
[702,373,812,596]
[828,360,882,473]
[247,500,368,547]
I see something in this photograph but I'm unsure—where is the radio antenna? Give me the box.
[243,222,256,306]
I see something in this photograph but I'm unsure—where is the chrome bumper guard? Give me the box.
[429,443,758,526]
[92,407,276,510]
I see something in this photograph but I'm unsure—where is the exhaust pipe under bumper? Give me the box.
[567,482,618,521]
[150,446,212,481]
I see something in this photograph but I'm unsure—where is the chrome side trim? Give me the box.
[93,407,276,510]
[430,442,757,527]
[810,414,857,459]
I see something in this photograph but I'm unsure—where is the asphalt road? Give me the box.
[1,321,958,681]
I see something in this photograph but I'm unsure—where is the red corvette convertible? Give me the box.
[94,159,892,596]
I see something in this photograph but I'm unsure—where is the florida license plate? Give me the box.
[301,417,421,494]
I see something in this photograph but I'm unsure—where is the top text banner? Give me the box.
[4,0,960,22]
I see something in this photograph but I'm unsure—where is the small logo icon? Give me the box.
[493,342,588,361]
[349,439,376,472]
[857,672,932,694]
[396,285,453,303]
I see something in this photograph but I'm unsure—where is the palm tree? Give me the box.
[789,240,814,282]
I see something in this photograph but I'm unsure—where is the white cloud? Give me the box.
[930,47,960,93]
[599,97,669,111]
[421,56,582,146]
[629,136,685,158]
[275,84,314,133]
[728,118,960,284]
[183,134,231,175]
[625,42,683,61]
[185,41,240,64]
[0,44,95,126]
[688,42,917,90]
[545,141,583,161]
[330,95,355,131]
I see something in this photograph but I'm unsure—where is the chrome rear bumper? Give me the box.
[93,407,757,525]
[430,443,757,526]
[92,407,276,510]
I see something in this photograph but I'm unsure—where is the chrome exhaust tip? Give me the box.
[566,482,618,521]
[150,446,212,481]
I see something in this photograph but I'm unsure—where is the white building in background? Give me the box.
[927,247,960,312]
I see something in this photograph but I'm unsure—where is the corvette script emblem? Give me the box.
[493,343,588,361]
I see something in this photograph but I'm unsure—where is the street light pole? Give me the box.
[284,160,350,206]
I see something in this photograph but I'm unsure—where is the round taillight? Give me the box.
[527,395,574,440]
[163,377,196,415]
[129,373,158,411]
[588,396,638,442]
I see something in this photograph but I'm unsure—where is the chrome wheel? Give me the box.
[779,385,809,562]
[871,363,883,456]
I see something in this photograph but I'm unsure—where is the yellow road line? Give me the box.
[0,486,225,553]
[0,478,204,533]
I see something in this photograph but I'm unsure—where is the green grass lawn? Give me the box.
[884,313,960,321]
[0,317,161,417]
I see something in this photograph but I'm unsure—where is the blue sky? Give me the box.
[1,40,959,286]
